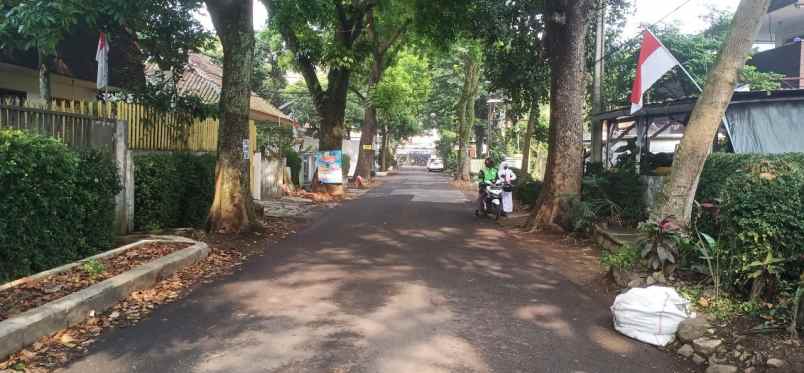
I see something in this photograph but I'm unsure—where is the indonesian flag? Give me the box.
[96,32,109,90]
[630,30,680,114]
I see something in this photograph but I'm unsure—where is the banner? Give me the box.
[316,150,343,184]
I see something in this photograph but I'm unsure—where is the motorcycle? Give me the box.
[475,181,506,220]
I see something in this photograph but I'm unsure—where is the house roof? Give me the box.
[592,89,804,123]
[174,53,295,125]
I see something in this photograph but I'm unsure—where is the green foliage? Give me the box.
[637,217,684,273]
[256,122,295,157]
[0,130,120,282]
[374,50,431,142]
[286,148,302,186]
[719,159,804,295]
[601,245,640,271]
[512,168,542,206]
[82,259,105,280]
[133,153,215,230]
[0,0,209,72]
[566,197,598,234]
[582,165,646,226]
[603,9,783,109]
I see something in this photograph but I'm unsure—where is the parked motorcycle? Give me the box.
[475,181,506,220]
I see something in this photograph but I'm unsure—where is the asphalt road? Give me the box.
[59,168,692,373]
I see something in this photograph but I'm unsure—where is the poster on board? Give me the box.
[316,150,343,184]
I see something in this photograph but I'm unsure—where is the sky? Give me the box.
[623,0,741,35]
[196,0,742,35]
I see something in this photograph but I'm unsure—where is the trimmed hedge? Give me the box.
[133,153,216,230]
[0,130,120,282]
[696,153,804,202]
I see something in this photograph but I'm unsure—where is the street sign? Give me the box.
[363,144,373,150]
[242,139,250,160]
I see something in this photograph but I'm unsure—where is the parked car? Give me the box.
[427,158,444,172]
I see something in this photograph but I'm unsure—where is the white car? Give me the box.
[427,158,444,172]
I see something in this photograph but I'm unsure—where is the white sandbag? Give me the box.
[611,286,693,346]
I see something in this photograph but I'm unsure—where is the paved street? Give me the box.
[60,168,691,373]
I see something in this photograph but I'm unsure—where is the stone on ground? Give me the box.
[692,337,723,356]
[677,317,710,343]
[676,344,695,358]
[766,358,786,368]
[705,364,737,373]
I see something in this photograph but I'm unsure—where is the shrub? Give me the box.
[582,165,646,226]
[0,130,120,282]
[718,159,804,299]
[601,244,640,271]
[566,196,598,233]
[511,167,542,206]
[286,148,302,185]
[133,153,216,230]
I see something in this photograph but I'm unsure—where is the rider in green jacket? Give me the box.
[477,158,498,213]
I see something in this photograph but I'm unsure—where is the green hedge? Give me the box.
[695,153,804,299]
[134,153,216,230]
[696,153,804,202]
[0,130,120,282]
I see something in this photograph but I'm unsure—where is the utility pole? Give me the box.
[591,0,606,164]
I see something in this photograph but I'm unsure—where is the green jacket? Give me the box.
[478,167,498,184]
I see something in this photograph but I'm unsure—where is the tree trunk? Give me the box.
[37,50,51,106]
[657,0,770,226]
[521,99,540,176]
[205,0,257,233]
[528,0,593,230]
[356,61,382,181]
[455,53,480,182]
[379,125,391,171]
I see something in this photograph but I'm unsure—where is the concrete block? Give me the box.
[0,241,209,361]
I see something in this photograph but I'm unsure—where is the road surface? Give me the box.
[60,168,692,373]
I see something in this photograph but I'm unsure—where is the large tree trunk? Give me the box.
[528,0,593,230]
[37,50,51,106]
[205,0,256,233]
[455,53,480,182]
[520,99,540,176]
[657,0,770,226]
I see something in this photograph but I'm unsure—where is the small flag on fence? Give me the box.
[630,30,680,114]
[96,32,110,90]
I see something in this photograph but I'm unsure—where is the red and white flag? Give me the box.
[630,30,680,114]
[96,32,110,90]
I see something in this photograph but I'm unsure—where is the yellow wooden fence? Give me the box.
[15,99,255,153]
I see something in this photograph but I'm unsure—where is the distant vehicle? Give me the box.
[427,157,444,172]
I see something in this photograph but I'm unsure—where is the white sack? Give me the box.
[611,286,693,346]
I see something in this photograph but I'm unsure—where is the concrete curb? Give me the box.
[0,239,209,360]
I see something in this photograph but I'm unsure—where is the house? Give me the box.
[590,89,804,173]
[751,0,804,88]
[0,27,144,102]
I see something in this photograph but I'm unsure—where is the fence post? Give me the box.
[113,120,133,234]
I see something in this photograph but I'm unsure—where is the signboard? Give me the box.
[363,144,373,150]
[316,150,343,184]
[242,139,250,160]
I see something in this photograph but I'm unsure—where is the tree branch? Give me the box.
[280,24,326,109]
[349,85,367,102]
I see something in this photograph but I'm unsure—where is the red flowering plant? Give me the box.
[637,216,688,275]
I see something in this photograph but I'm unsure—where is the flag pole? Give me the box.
[645,28,734,149]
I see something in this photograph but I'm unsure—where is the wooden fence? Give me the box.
[0,103,117,150]
[4,99,256,153]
